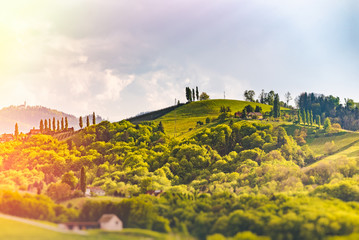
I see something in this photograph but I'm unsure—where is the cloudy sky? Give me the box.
[1,0,359,120]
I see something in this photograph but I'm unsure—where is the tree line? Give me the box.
[39,117,69,132]
[185,86,209,102]
[297,92,359,130]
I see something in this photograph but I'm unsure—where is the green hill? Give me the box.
[155,99,278,138]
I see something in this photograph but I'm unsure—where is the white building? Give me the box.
[85,186,106,196]
[98,214,123,231]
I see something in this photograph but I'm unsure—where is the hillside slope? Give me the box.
[0,216,172,240]
[156,99,277,138]
[0,105,102,134]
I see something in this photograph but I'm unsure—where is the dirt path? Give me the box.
[0,213,87,235]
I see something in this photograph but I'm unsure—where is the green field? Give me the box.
[0,217,182,240]
[156,99,278,139]
[306,131,359,157]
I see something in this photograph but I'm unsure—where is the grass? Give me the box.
[0,217,187,240]
[156,99,282,139]
[306,131,359,157]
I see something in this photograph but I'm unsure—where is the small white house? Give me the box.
[85,186,106,197]
[98,214,123,231]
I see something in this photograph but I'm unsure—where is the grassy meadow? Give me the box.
[0,217,181,240]
[156,99,276,138]
[307,131,359,158]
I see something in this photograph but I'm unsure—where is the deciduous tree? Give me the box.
[244,90,255,102]
[199,92,210,100]
[284,92,292,107]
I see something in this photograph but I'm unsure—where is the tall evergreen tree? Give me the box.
[14,123,19,139]
[45,119,48,130]
[297,110,302,124]
[61,118,64,130]
[40,120,44,132]
[259,89,265,103]
[192,89,195,101]
[185,87,192,102]
[86,116,90,127]
[92,112,96,125]
[306,110,310,126]
[65,117,68,130]
[48,119,51,131]
[196,86,199,101]
[57,120,60,131]
[310,111,313,125]
[80,166,87,195]
[79,116,83,129]
[52,117,56,131]
[273,94,281,118]
[302,110,307,125]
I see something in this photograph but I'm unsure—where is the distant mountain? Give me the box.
[0,104,103,134]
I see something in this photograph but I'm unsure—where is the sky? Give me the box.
[1,0,359,120]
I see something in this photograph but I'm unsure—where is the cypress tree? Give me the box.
[53,117,56,131]
[273,94,281,118]
[79,116,83,129]
[297,110,302,124]
[57,120,60,131]
[306,110,310,126]
[65,117,68,130]
[196,86,199,101]
[92,112,96,125]
[192,89,195,102]
[61,118,64,130]
[40,120,44,132]
[317,115,321,128]
[80,166,87,195]
[15,123,19,140]
[185,87,192,102]
[45,119,48,130]
[310,111,313,126]
[86,116,90,127]
[48,119,51,131]
[302,110,306,125]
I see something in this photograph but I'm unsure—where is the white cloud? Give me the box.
[96,70,134,101]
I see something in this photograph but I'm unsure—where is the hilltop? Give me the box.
[0,104,103,134]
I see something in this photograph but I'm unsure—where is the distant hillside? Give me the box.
[0,105,103,134]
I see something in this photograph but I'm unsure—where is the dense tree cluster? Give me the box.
[3,117,359,239]
[297,92,359,130]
